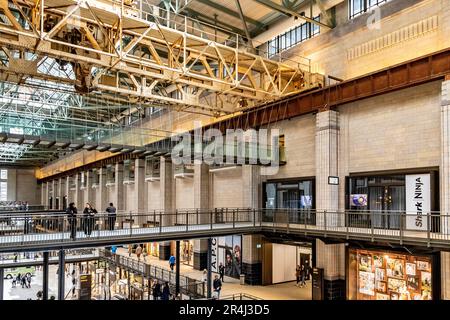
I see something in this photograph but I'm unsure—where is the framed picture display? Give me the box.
[374,255,384,268]
[375,281,386,293]
[387,278,406,292]
[417,260,430,271]
[375,268,385,281]
[359,254,372,272]
[376,293,390,300]
[406,263,416,276]
[390,292,399,300]
[421,271,432,291]
[359,271,375,296]
[407,276,419,291]
[386,258,405,279]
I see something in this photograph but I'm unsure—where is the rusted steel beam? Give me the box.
[39,48,450,182]
[203,47,450,130]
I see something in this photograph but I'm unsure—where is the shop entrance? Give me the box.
[369,186,404,229]
[63,196,67,210]
[180,240,194,266]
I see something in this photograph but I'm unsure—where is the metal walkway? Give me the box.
[1,209,450,252]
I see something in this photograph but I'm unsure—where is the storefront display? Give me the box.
[348,248,433,300]
[180,240,194,266]
[211,235,242,278]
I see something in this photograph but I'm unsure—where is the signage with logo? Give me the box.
[79,274,92,300]
[211,238,218,273]
[406,174,430,231]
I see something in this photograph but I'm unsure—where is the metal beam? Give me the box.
[196,0,264,28]
[252,0,331,29]
[234,0,253,46]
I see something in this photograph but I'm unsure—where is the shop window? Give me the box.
[0,169,7,180]
[348,248,433,300]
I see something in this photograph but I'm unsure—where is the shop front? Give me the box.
[263,178,315,224]
[348,248,438,300]
[180,240,194,266]
[146,242,159,258]
[346,170,439,230]
[211,235,242,279]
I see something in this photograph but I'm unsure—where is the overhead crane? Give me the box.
[0,0,324,116]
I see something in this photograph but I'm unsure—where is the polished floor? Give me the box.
[115,247,312,300]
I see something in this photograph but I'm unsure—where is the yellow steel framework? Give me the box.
[0,0,323,116]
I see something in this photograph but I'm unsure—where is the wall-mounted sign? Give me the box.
[328,176,339,185]
[350,194,368,207]
[211,238,218,273]
[406,174,430,231]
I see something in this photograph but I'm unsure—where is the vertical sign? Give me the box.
[211,238,218,273]
[79,274,92,300]
[406,174,430,231]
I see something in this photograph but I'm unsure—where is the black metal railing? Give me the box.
[0,208,450,249]
[99,249,205,299]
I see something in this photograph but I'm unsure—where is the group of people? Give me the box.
[151,280,171,300]
[295,261,312,288]
[11,273,32,289]
[66,202,117,240]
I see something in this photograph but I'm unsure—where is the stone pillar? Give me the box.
[315,111,345,300]
[114,163,124,212]
[51,180,56,209]
[440,79,450,235]
[84,171,95,209]
[44,182,49,208]
[74,173,84,211]
[95,167,107,213]
[40,183,46,206]
[58,177,65,210]
[241,165,262,284]
[135,159,147,225]
[193,163,210,270]
[159,157,174,260]
[315,110,340,226]
[65,176,70,206]
[315,239,346,300]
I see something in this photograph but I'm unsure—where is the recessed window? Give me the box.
[349,0,391,20]
[267,16,321,58]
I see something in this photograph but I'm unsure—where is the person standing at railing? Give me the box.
[105,203,117,231]
[66,202,78,240]
[82,203,97,236]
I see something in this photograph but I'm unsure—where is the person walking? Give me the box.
[21,275,26,288]
[66,202,78,240]
[26,274,31,288]
[202,269,208,283]
[128,245,133,257]
[295,265,301,287]
[105,203,116,231]
[161,282,170,300]
[136,244,143,262]
[219,262,225,282]
[11,277,16,288]
[82,203,97,236]
[300,264,307,288]
[169,254,175,271]
[213,275,222,300]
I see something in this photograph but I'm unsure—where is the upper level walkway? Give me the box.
[0,209,449,252]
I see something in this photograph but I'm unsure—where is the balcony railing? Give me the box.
[0,209,449,250]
